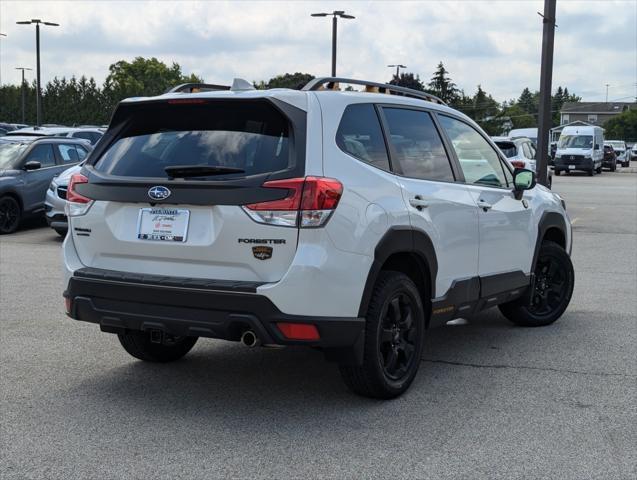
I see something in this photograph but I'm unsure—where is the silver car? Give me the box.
[45,162,83,236]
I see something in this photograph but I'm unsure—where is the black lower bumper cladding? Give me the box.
[64,268,365,363]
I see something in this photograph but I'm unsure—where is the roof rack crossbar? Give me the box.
[302,77,447,105]
[166,83,231,94]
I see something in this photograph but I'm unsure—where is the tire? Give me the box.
[596,165,603,174]
[339,271,426,399]
[118,331,198,362]
[623,161,629,168]
[499,241,574,327]
[588,168,594,176]
[0,196,21,234]
[554,169,561,176]
[611,164,616,172]
[53,227,67,237]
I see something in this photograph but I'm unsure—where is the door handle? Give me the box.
[477,199,492,211]
[409,196,429,210]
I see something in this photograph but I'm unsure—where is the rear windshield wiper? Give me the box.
[165,165,245,178]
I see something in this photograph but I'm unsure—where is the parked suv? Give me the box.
[605,140,629,167]
[62,78,574,398]
[492,136,552,188]
[602,145,617,171]
[0,136,90,233]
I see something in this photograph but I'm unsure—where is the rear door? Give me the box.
[70,98,307,283]
[379,106,479,299]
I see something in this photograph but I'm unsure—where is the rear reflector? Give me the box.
[242,177,343,228]
[277,322,320,341]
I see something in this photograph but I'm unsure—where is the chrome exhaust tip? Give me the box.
[240,330,260,348]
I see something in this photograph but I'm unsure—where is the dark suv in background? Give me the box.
[0,136,91,233]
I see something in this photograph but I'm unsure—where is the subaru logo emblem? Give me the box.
[148,186,171,200]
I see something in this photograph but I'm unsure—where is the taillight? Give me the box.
[510,160,526,169]
[242,177,343,228]
[65,173,94,217]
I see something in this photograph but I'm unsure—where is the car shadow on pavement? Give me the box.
[67,309,536,419]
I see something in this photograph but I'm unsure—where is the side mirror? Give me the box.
[513,168,535,199]
[23,160,42,171]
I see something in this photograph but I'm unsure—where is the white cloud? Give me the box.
[0,0,635,102]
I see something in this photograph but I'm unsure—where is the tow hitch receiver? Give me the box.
[149,329,163,344]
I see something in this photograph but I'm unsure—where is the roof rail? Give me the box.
[166,83,231,94]
[302,77,447,106]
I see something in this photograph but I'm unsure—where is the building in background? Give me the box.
[559,102,636,127]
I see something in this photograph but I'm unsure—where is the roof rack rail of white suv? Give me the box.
[302,77,447,106]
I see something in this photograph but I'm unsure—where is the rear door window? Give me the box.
[336,104,390,171]
[382,108,454,182]
[94,101,294,180]
[56,144,82,164]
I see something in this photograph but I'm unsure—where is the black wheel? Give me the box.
[588,168,594,176]
[554,169,561,176]
[339,271,425,399]
[623,161,630,167]
[118,331,198,362]
[499,241,574,327]
[596,165,602,174]
[611,162,617,172]
[0,196,21,234]
[53,227,67,237]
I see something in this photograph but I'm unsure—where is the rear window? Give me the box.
[495,142,517,158]
[94,101,293,179]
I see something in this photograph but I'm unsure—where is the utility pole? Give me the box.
[535,0,556,188]
[605,84,609,103]
[311,11,355,77]
[16,19,59,126]
[16,67,32,124]
[388,64,407,79]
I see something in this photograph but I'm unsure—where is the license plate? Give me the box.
[137,208,190,242]
[568,165,575,169]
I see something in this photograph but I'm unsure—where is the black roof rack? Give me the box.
[302,77,447,106]
[166,83,231,94]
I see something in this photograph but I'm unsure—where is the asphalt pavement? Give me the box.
[1,170,636,479]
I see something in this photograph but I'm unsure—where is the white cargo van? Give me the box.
[554,125,604,176]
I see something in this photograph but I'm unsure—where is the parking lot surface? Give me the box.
[1,171,636,479]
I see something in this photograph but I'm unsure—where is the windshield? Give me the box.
[94,101,292,180]
[0,143,27,169]
[558,135,593,149]
[607,141,625,150]
[495,142,517,158]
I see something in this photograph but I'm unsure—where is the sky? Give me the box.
[0,0,635,103]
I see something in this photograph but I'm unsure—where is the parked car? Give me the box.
[62,77,574,399]
[45,162,84,236]
[6,126,102,145]
[492,136,553,188]
[0,136,91,233]
[602,145,618,171]
[509,128,538,145]
[554,125,604,176]
[630,143,637,161]
[605,140,629,167]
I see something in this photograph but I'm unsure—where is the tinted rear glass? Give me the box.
[94,101,292,179]
[495,142,517,158]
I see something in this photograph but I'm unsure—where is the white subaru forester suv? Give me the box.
[62,78,574,399]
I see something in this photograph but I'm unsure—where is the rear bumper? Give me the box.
[64,268,365,363]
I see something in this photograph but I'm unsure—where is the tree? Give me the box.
[517,88,536,115]
[426,62,459,104]
[604,109,637,142]
[389,72,425,91]
[261,72,315,90]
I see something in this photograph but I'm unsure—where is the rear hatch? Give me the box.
[69,96,307,283]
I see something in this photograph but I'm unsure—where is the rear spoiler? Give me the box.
[166,83,231,94]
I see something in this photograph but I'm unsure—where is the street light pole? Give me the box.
[0,34,6,85]
[16,19,59,126]
[311,11,355,77]
[605,84,609,103]
[388,64,407,79]
[16,68,32,124]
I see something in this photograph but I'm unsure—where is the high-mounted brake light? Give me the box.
[242,177,343,228]
[167,98,207,105]
[66,173,94,217]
